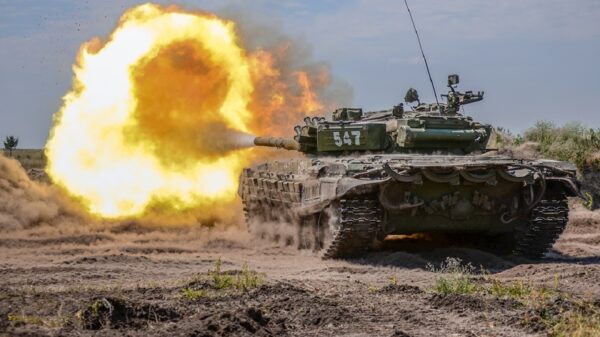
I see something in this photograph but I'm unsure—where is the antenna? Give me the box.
[404,0,439,106]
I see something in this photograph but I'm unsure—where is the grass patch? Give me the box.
[209,258,263,291]
[427,257,478,295]
[8,313,69,328]
[487,278,559,304]
[547,306,600,337]
[181,259,264,300]
[523,296,600,337]
[181,288,206,300]
[426,260,600,337]
[481,276,600,336]
[488,279,533,299]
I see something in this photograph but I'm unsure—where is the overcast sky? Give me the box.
[1,0,599,148]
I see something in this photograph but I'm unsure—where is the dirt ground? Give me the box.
[0,199,599,337]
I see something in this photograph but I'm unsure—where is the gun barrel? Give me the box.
[253,137,300,151]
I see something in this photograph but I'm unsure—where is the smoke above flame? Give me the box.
[45,4,344,219]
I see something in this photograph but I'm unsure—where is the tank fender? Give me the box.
[318,176,388,202]
[531,161,582,198]
[545,176,581,198]
[335,177,389,198]
[295,177,387,217]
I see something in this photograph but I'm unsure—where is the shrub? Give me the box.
[523,121,600,169]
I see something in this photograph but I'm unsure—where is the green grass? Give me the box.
[547,307,600,337]
[433,274,477,295]
[488,279,533,298]
[526,294,600,337]
[427,257,478,295]
[209,258,264,291]
[486,278,560,303]
[427,260,600,337]
[181,259,264,300]
[181,287,206,300]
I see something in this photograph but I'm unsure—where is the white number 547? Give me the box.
[333,130,361,147]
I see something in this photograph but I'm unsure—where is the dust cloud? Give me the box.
[0,154,84,230]
[0,152,249,231]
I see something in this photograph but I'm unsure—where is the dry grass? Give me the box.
[479,275,598,336]
[2,148,45,169]
[8,313,70,328]
[427,258,600,336]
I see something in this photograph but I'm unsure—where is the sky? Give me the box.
[1,0,599,148]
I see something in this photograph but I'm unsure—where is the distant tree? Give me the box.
[3,136,18,157]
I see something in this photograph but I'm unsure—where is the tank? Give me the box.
[239,74,585,259]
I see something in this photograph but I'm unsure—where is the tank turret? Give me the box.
[254,75,492,156]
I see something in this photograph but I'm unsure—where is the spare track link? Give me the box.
[513,199,569,259]
[323,198,382,259]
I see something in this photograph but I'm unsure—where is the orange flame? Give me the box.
[45,4,333,219]
[295,71,325,114]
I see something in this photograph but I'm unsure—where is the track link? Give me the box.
[322,198,382,259]
[513,199,569,259]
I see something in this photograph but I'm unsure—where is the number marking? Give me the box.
[333,131,343,146]
[350,131,361,145]
[332,130,361,147]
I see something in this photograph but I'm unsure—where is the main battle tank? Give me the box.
[239,75,584,259]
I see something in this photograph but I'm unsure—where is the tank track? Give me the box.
[513,199,569,259]
[322,198,382,259]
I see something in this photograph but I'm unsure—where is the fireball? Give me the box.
[46,4,331,219]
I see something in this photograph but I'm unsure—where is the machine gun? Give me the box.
[441,74,484,114]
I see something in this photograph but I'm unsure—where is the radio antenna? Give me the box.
[404,0,439,106]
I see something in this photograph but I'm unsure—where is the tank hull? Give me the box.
[239,154,578,259]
